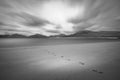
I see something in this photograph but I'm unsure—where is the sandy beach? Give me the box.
[0,39,120,80]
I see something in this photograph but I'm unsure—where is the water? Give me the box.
[0,38,120,80]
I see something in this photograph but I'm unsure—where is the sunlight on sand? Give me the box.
[28,52,91,72]
[25,42,118,73]
[31,58,71,69]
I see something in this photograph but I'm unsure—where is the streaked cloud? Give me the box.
[0,0,120,36]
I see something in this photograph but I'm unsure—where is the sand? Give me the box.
[0,39,120,80]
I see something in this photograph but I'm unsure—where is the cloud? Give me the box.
[0,0,120,36]
[0,22,4,26]
[14,13,50,27]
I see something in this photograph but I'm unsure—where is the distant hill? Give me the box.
[29,34,47,38]
[51,31,120,39]
[0,31,120,39]
[64,31,120,38]
[0,34,47,38]
[0,34,27,38]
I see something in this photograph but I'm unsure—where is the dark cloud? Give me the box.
[15,13,50,27]
[46,30,60,34]
[0,0,10,8]
[69,0,120,31]
[0,22,4,26]
[73,22,95,32]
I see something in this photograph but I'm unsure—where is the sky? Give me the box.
[0,0,120,36]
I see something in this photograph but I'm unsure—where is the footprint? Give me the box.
[47,51,50,53]
[98,71,103,74]
[92,69,103,74]
[61,56,64,58]
[79,62,85,65]
[92,69,98,72]
[54,55,56,56]
[52,52,54,54]
[67,59,71,61]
